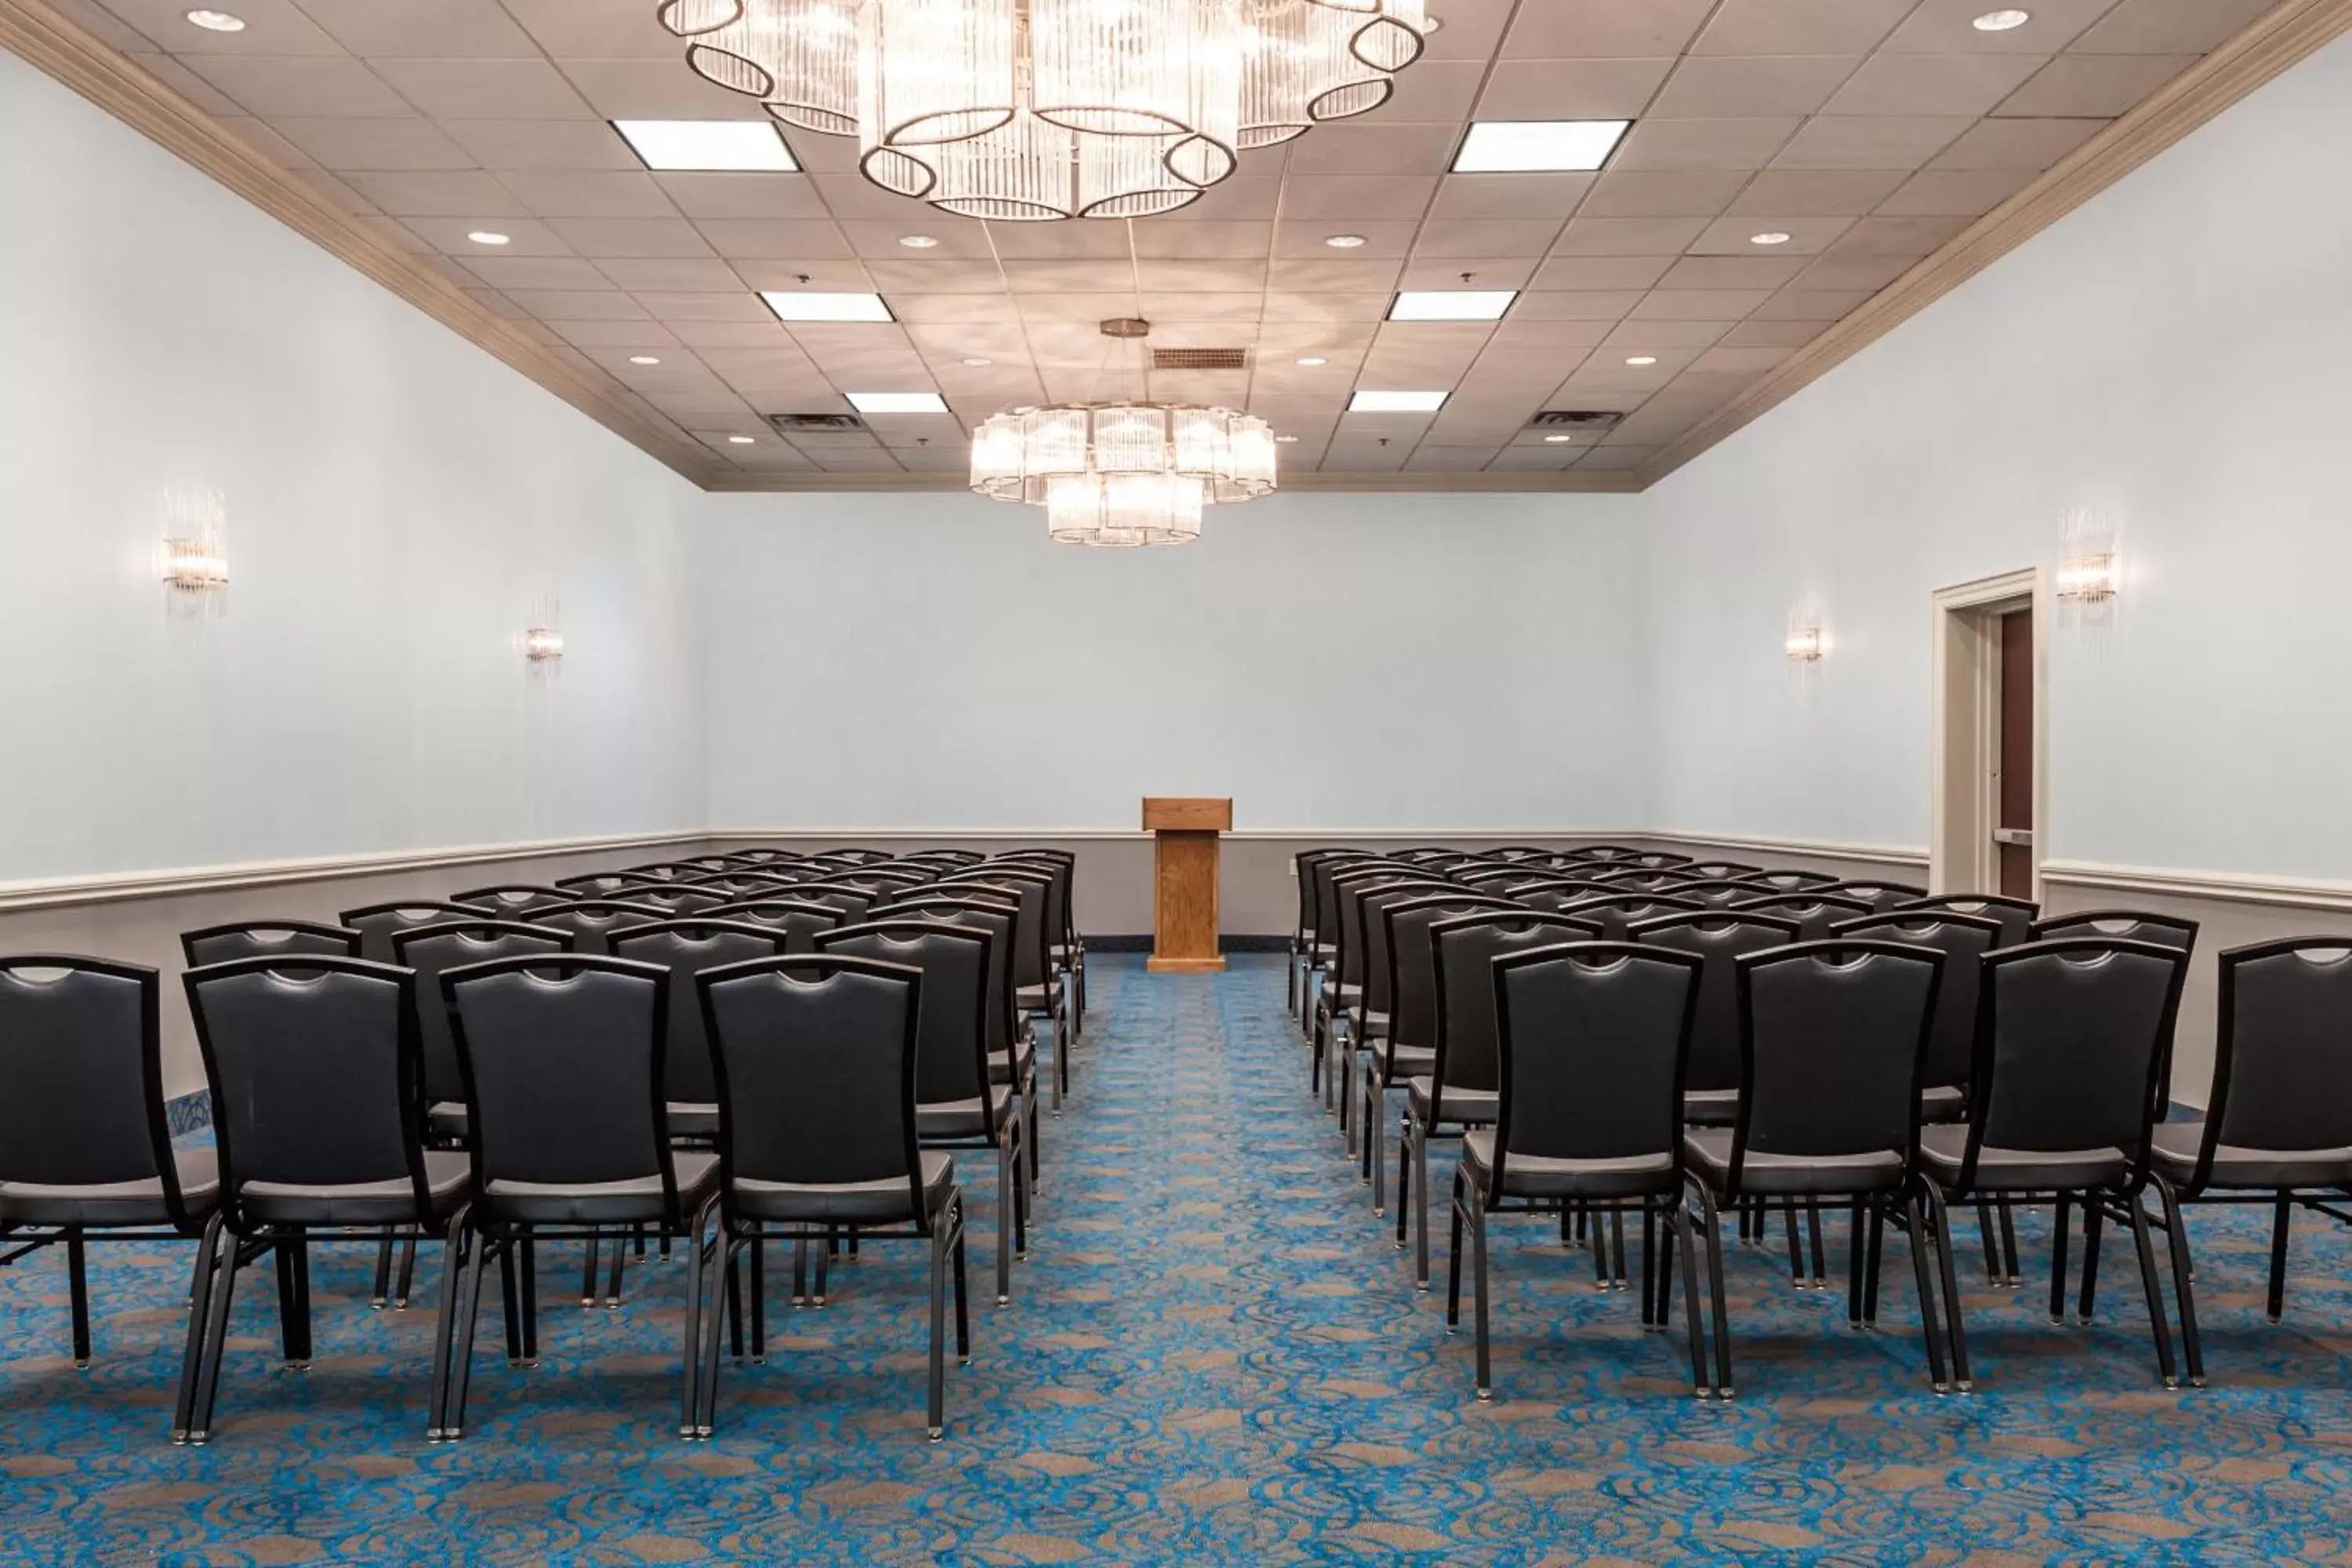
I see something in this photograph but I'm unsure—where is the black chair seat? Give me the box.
[1369,1037,1432,1078]
[666,1102,720,1141]
[482,1151,720,1225]
[1682,1128,1904,1196]
[1920,1084,1965,1122]
[1682,1087,1738,1126]
[1015,983,1057,1013]
[1918,1124,2127,1191]
[0,1147,220,1227]
[1464,1129,1674,1200]
[732,1149,956,1223]
[427,1100,468,1142]
[2151,1122,2352,1191]
[239,1149,470,1225]
[916,1085,1014,1140]
[1406,1075,1495,1125]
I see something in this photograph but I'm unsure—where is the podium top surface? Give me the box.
[1142,797,1233,833]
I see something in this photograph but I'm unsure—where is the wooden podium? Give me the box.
[1143,797,1231,974]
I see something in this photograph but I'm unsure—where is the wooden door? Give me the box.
[1995,608,2034,898]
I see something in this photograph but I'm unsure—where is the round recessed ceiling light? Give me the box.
[728,435,756,445]
[1973,9,2031,30]
[898,234,939,249]
[1296,356,1328,367]
[185,9,245,31]
[628,355,662,365]
[961,356,993,367]
[1544,434,1573,444]
[1325,234,1367,249]
[466,230,510,245]
[1275,434,1300,443]
[1625,355,1658,366]
[1750,231,1792,246]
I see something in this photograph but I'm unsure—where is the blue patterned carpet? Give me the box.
[7,955,2352,1564]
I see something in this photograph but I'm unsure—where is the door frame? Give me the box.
[1930,567,2048,899]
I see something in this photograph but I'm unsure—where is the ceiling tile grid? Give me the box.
[76,0,2270,477]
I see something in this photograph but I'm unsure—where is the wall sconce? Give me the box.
[523,592,563,670]
[523,626,565,662]
[1784,626,1827,661]
[2055,551,2118,601]
[160,489,228,591]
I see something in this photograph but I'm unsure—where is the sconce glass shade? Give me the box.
[524,627,566,661]
[2055,552,2118,600]
[1784,627,1824,661]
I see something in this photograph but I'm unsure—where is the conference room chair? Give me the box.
[551,872,641,898]
[1288,848,1340,1017]
[177,956,470,1445]
[608,920,784,1145]
[1572,892,1706,942]
[695,954,968,1440]
[1299,853,1388,1046]
[0,957,217,1375]
[2028,909,2200,952]
[991,851,1085,1037]
[2146,937,2352,1388]
[1321,868,1455,1123]
[390,920,573,1148]
[679,872,801,901]
[528,898,670,956]
[1918,938,2191,1391]
[602,884,730,918]
[1628,913,1803,1130]
[339,900,494,964]
[180,920,359,967]
[1592,868,1702,894]
[868,894,1040,1184]
[1458,866,1546,890]
[1682,861,1762,880]
[1484,845,1557,862]
[717,848,802,867]
[1343,877,1471,1149]
[431,954,720,1441]
[1508,879,1617,916]
[1400,910,1602,1291]
[895,848,985,870]
[1895,894,2040,947]
[619,862,694,881]
[786,883,881,921]
[817,920,1026,1306]
[1450,942,1706,1400]
[1731,892,1874,942]
[931,869,1070,1107]
[1394,846,1460,864]
[1668,880,1762,909]
[1745,869,1842,894]
[1679,941,1948,1397]
[451,884,571,916]
[704,897,847,953]
[1825,881,1931,913]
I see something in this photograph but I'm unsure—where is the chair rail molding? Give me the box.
[1640,831,1931,870]
[2040,860,2352,916]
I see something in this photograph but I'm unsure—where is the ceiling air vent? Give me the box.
[1152,347,1250,371]
[1529,409,1624,432]
[768,412,867,433]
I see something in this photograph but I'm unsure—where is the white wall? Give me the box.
[1640,32,2352,886]
[0,49,706,887]
[700,490,1644,832]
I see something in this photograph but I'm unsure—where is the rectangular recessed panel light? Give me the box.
[1348,390,1449,412]
[1451,120,1631,173]
[844,390,949,414]
[1388,289,1518,322]
[612,120,798,172]
[760,291,894,322]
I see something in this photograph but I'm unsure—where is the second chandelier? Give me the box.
[658,0,1428,220]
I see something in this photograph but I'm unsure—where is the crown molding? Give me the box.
[0,0,722,488]
[702,469,1645,494]
[1636,0,2352,492]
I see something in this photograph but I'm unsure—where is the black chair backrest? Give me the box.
[392,920,572,1107]
[865,898,1021,1055]
[1670,879,1759,909]
[1457,866,1541,888]
[1627,913,1802,1094]
[1489,943,1704,1195]
[339,901,492,964]
[605,884,729,918]
[1382,895,1523,1053]
[1683,861,1761,880]
[181,921,359,968]
[1593,868,1701,894]
[184,956,428,1214]
[1509,879,1616,914]
[1570,892,1704,942]
[1358,880,1470,1021]
[1730,892,1874,942]
[1745,869,1841,893]
[1961,938,2188,1175]
[681,872,798,900]
[1730,941,1943,1171]
[1895,894,2038,946]
[789,884,880,921]
[1294,849,1341,935]
[1307,855,1389,955]
[996,856,1075,950]
[705,898,847,954]
[1428,913,1606,1108]
[2028,909,2199,953]
[816,921,993,1111]
[898,849,984,869]
[1332,872,1455,989]
[528,898,671,956]
[721,848,804,866]
[621,862,697,880]
[1830,912,2002,1091]
[936,871,1052,991]
[444,955,677,1215]
[608,920,786,1108]
[2205,938,2352,1169]
[0,957,180,1207]
[697,955,925,1214]
[1826,880,1930,913]
[551,873,639,896]
[452,884,569,916]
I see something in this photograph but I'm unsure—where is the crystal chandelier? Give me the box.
[970,319,1275,546]
[657,0,1427,219]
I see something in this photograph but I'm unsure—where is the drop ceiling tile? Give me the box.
[733,258,879,290]
[184,56,413,118]
[1877,166,2038,216]
[779,134,862,175]
[1016,294,1134,328]
[1995,54,2198,117]
[1627,288,1777,319]
[1788,252,1918,290]
[1719,318,1831,347]
[370,57,595,119]
[554,58,755,118]
[1485,318,1617,350]
[1531,255,1676,289]
[1823,52,2049,117]
[1001,260,1139,294]
[1599,318,1734,349]
[215,115,318,167]
[1748,286,1877,318]
[296,0,540,56]
[1281,175,1440,221]
[1129,224,1276,260]
[1692,0,1918,56]
[1649,55,1863,118]
[1183,176,1284,220]
[60,0,169,51]
[1926,115,2109,169]
[1690,344,1795,376]
[691,220,853,260]
[344,170,524,216]
[1657,255,1808,289]
[1138,293,1261,323]
[1138,259,1269,292]
[465,286,530,321]
[1319,441,1414,472]
[498,171,679,218]
[1556,347,1698,387]
[1575,445,1660,470]
[548,216,714,257]
[652,172,830,220]
[1428,173,1598,220]
[669,320,800,348]
[978,223,1131,260]
[1726,168,1909,214]
[629,286,775,317]
[1413,220,1567,257]
[1690,213,1856,252]
[1272,221,1421,259]
[1772,115,1972,169]
[358,214,430,251]
[1382,60,1488,121]
[1502,0,1714,59]
[96,0,344,53]
[546,318,677,347]
[441,118,641,169]
[2071,0,2275,55]
[1553,216,1709,256]
[1879,0,2118,53]
[1266,258,1406,292]
[1574,170,1746,218]
[1409,446,1510,470]
[404,215,574,254]
[460,256,612,290]
[1515,288,1650,318]
[1611,117,1802,170]
[1824,213,1976,254]
[649,388,763,419]
[1473,56,1677,119]
[287,166,374,212]
[126,53,246,115]
[831,221,991,260]
[1397,257,1539,289]
[1283,122,1462,176]
[889,293,1022,325]
[506,289,652,321]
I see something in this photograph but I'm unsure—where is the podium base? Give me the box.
[1146,956,1227,975]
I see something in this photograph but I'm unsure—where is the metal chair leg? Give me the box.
[2048,1196,2072,1325]
[2154,1176,2203,1387]
[1904,1192,1949,1394]
[1468,1194,1493,1401]
[66,1229,91,1367]
[1925,1185,1971,1392]
[172,1212,227,1443]
[2267,1196,2292,1323]
[2125,1191,2179,1389]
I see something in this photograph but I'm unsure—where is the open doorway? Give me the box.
[1931,568,2046,898]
